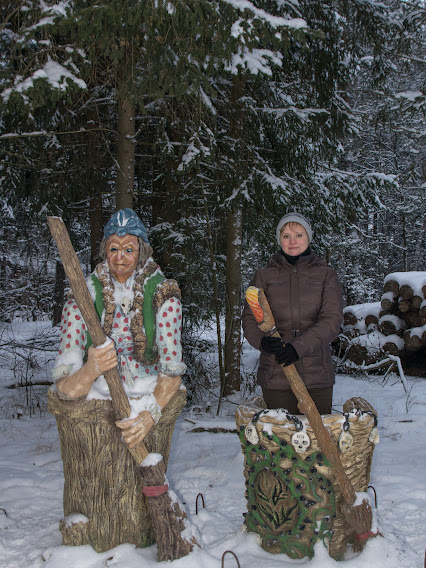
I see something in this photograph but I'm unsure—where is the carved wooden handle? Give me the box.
[252,288,357,506]
[47,216,148,463]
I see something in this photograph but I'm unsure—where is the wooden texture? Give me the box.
[253,289,374,545]
[236,396,377,560]
[399,284,414,300]
[403,310,423,329]
[410,295,423,310]
[398,298,410,313]
[47,216,194,560]
[345,344,379,366]
[378,316,405,336]
[404,329,425,351]
[380,295,396,312]
[49,390,186,552]
[382,340,401,356]
[383,279,399,295]
[139,461,194,562]
[343,311,358,326]
[344,274,426,367]
[364,314,379,327]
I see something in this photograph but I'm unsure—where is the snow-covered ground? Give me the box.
[0,322,425,567]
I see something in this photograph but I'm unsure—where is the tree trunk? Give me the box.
[116,97,135,210]
[222,76,245,396]
[150,152,181,272]
[89,193,104,271]
[86,106,104,270]
[223,204,243,395]
[413,215,425,270]
[364,314,378,327]
[383,279,399,295]
[401,212,407,272]
[52,260,65,326]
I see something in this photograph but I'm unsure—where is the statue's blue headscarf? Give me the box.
[104,208,149,244]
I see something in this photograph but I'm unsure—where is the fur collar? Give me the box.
[94,259,161,361]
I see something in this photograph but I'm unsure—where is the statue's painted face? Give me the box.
[106,234,139,283]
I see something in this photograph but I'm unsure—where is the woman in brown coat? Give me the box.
[242,212,343,414]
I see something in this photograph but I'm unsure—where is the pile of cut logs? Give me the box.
[341,272,426,366]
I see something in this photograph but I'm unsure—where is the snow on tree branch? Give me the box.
[221,0,306,30]
[225,48,283,75]
[2,57,86,103]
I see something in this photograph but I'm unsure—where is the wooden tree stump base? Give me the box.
[48,387,186,553]
[59,516,91,546]
[236,396,378,561]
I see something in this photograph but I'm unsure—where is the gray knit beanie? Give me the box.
[276,212,313,245]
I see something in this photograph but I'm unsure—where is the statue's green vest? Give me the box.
[85,272,165,362]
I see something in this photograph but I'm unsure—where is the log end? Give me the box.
[341,499,373,552]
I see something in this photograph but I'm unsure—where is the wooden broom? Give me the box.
[245,286,380,548]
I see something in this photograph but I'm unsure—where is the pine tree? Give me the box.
[147,0,404,395]
[329,0,426,300]
[1,0,423,397]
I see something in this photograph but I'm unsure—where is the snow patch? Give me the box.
[395,91,423,101]
[344,302,381,319]
[52,349,83,382]
[350,330,404,351]
[64,513,89,528]
[141,452,163,467]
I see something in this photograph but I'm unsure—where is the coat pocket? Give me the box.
[265,280,290,310]
[302,279,324,311]
[266,280,289,288]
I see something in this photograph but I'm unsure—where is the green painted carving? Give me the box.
[239,427,336,559]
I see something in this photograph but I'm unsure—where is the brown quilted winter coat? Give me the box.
[242,250,343,391]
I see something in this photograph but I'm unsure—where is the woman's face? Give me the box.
[280,222,309,256]
[106,234,139,283]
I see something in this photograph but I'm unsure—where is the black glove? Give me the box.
[275,343,299,367]
[260,336,283,354]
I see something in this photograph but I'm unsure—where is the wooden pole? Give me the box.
[247,287,378,547]
[47,216,194,561]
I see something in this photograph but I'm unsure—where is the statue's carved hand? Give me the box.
[56,342,118,400]
[87,343,118,378]
[115,375,181,449]
[115,411,154,448]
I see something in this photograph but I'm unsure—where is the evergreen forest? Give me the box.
[1,0,425,400]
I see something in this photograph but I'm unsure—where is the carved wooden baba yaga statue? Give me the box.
[48,209,188,556]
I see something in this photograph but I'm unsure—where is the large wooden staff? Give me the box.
[245,286,379,548]
[48,216,194,562]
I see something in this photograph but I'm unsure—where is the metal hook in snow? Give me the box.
[195,493,205,515]
[221,550,241,568]
[368,485,378,508]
